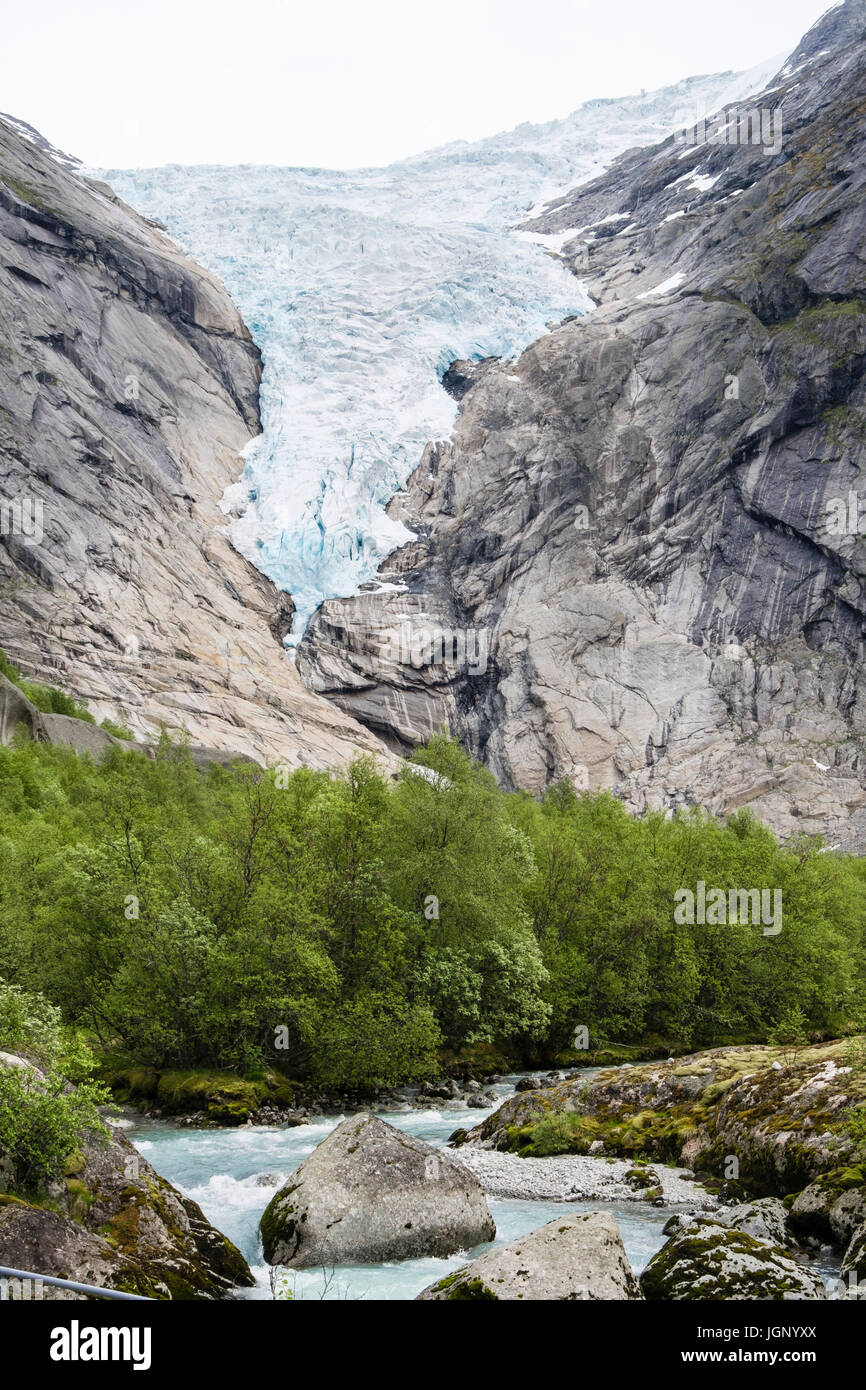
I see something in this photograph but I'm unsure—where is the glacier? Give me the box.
[98,56,784,642]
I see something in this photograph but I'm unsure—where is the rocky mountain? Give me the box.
[0,117,389,771]
[298,0,866,849]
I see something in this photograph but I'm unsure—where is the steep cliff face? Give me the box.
[299,1,866,847]
[0,117,389,770]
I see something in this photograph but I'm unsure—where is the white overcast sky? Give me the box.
[4,0,832,169]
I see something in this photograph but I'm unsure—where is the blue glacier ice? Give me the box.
[98,57,782,640]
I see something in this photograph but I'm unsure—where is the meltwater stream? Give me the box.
[122,1067,838,1303]
[97,57,783,641]
[125,1074,679,1300]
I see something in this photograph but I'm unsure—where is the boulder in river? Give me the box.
[717,1197,791,1248]
[641,1217,826,1300]
[260,1112,495,1268]
[418,1211,642,1300]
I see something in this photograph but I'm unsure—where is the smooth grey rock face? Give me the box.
[417,1210,642,1300]
[0,669,261,767]
[641,1218,827,1300]
[0,116,390,775]
[260,1112,495,1268]
[299,2,866,847]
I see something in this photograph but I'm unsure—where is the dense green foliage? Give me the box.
[0,727,864,1093]
[0,979,110,1189]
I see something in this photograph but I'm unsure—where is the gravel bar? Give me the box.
[452,1147,718,1207]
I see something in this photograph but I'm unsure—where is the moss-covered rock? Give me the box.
[0,1052,254,1299]
[640,1218,826,1301]
[99,1060,295,1124]
[789,1166,866,1244]
[0,1202,171,1300]
[468,1041,861,1196]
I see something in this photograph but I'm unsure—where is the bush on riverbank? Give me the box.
[0,725,865,1093]
[0,980,110,1191]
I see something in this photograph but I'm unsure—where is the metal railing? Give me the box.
[0,1265,153,1301]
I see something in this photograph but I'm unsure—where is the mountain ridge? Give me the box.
[0,116,391,771]
[298,0,866,847]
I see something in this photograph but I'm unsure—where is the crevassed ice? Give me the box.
[98,56,783,641]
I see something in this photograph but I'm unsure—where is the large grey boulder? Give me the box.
[260,1113,495,1268]
[418,1211,642,1300]
[721,1198,790,1248]
[641,1218,826,1300]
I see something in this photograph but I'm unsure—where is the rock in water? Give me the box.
[640,1218,826,1300]
[714,1198,791,1248]
[665,1198,790,1248]
[259,1113,495,1268]
[418,1211,642,1300]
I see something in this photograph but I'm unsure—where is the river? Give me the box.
[123,1074,841,1300]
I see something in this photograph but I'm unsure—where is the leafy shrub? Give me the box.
[0,1063,108,1190]
[520,1111,583,1156]
[306,993,441,1093]
[768,1006,810,1067]
[0,981,110,1191]
[100,719,134,741]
